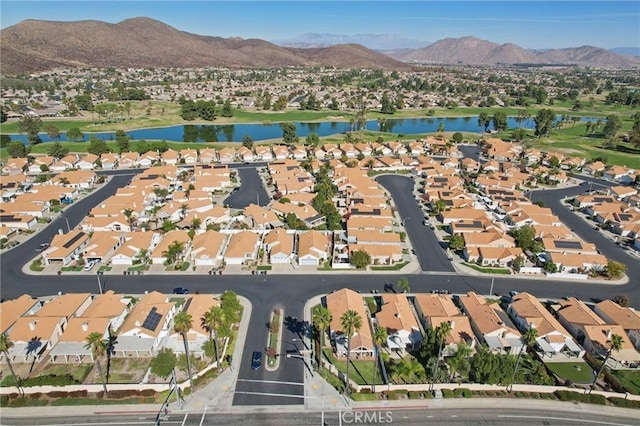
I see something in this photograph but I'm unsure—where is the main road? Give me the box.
[1,163,639,409]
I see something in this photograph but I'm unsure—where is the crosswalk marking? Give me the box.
[237,378,304,386]
[234,390,306,399]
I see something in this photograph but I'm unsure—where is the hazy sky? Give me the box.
[1,1,638,49]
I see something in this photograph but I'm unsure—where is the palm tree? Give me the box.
[431,321,452,390]
[508,326,538,391]
[590,333,624,393]
[447,343,473,382]
[173,311,194,388]
[85,332,108,396]
[0,333,22,395]
[396,278,410,293]
[340,309,363,397]
[372,326,387,392]
[123,208,135,229]
[105,326,118,383]
[311,305,333,364]
[201,306,225,367]
[134,248,149,266]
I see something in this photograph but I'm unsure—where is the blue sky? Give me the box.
[1,1,638,49]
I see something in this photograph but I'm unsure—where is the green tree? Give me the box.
[7,140,27,158]
[433,199,447,214]
[611,294,630,307]
[447,343,473,381]
[0,109,7,123]
[509,225,538,252]
[508,326,538,391]
[115,130,131,153]
[350,250,371,269]
[221,99,233,117]
[242,134,254,149]
[602,115,622,139]
[305,132,320,146]
[150,348,177,379]
[18,114,42,144]
[173,311,194,388]
[220,290,242,324]
[0,333,22,394]
[372,325,388,392]
[448,234,465,252]
[605,259,627,279]
[66,127,84,142]
[452,132,464,144]
[85,332,108,395]
[312,305,332,365]
[44,124,61,140]
[380,92,396,114]
[47,141,69,159]
[543,261,558,274]
[87,137,110,156]
[534,109,555,138]
[492,111,508,132]
[478,112,490,132]
[431,321,452,388]
[281,123,299,144]
[396,277,410,293]
[201,306,225,367]
[590,334,624,392]
[340,310,363,397]
[162,240,185,266]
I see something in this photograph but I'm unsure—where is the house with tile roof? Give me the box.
[150,230,190,265]
[507,292,584,359]
[42,230,91,266]
[594,300,640,351]
[298,230,330,266]
[0,295,40,334]
[110,231,161,266]
[114,291,176,357]
[190,231,226,267]
[457,292,524,355]
[166,294,220,358]
[325,288,374,358]
[263,228,294,264]
[223,231,260,265]
[375,294,422,354]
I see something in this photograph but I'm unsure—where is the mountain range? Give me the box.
[0,18,637,75]
[391,36,639,67]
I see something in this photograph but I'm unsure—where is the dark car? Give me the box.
[251,351,262,370]
[172,287,189,294]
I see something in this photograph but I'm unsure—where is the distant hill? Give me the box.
[609,47,640,57]
[273,32,430,50]
[391,36,639,68]
[0,17,412,74]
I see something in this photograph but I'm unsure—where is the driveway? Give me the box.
[376,174,454,272]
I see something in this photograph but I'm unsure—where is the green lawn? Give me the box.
[127,264,149,272]
[371,261,409,271]
[38,363,93,383]
[611,370,640,395]
[323,349,383,385]
[463,263,511,275]
[257,265,272,270]
[60,266,83,272]
[546,361,594,384]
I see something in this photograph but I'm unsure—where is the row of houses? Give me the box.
[324,288,640,369]
[0,291,223,362]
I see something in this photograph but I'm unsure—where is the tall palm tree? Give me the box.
[590,333,624,393]
[431,321,452,390]
[340,310,362,397]
[85,331,108,396]
[123,208,135,229]
[201,306,225,367]
[105,326,118,384]
[0,333,22,395]
[508,326,539,391]
[173,311,194,389]
[312,305,332,353]
[372,325,388,392]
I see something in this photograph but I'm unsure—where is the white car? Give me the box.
[83,260,98,271]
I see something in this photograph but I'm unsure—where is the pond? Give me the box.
[5,116,597,144]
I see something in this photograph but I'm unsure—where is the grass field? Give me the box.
[323,348,383,385]
[611,370,640,395]
[546,361,594,384]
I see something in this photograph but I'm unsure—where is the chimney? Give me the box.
[29,321,36,331]
[82,322,89,332]
[606,329,612,339]
[450,320,456,329]
[135,320,141,327]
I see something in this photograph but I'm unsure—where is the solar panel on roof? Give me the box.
[554,240,583,250]
[62,232,86,249]
[141,307,163,332]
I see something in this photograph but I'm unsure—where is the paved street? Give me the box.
[224,165,270,208]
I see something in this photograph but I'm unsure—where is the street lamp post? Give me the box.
[96,271,104,295]
[61,216,71,233]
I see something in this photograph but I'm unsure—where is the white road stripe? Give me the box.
[234,390,306,399]
[183,413,189,426]
[497,415,635,426]
[236,378,304,386]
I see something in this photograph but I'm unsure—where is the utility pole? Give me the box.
[489,276,495,297]
[96,271,104,295]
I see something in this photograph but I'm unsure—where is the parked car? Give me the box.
[172,287,189,294]
[35,243,50,252]
[83,260,98,271]
[251,351,262,370]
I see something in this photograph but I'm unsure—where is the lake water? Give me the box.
[5,116,596,144]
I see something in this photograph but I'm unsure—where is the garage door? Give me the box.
[299,258,318,266]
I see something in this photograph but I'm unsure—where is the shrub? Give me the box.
[408,391,421,399]
[140,389,156,397]
[48,391,68,398]
[107,389,138,399]
[68,390,88,398]
[29,392,42,400]
[0,395,8,407]
[442,389,454,398]
[608,397,640,409]
[359,388,371,394]
[453,388,472,398]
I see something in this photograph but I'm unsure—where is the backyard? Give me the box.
[323,348,384,386]
[611,370,640,395]
[546,361,594,384]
